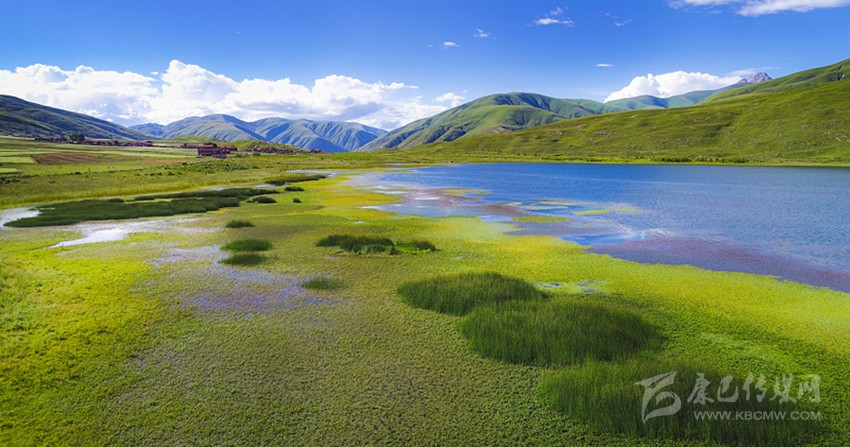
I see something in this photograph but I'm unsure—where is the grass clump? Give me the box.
[394,240,437,254]
[251,196,277,204]
[267,174,326,186]
[317,234,395,254]
[284,186,304,192]
[398,272,546,316]
[134,188,275,201]
[540,360,823,446]
[6,197,240,227]
[292,198,302,203]
[220,253,267,266]
[222,239,272,252]
[302,276,344,290]
[459,300,659,367]
[225,220,254,228]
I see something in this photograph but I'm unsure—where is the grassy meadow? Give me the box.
[2,138,850,446]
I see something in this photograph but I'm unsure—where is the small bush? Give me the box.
[284,186,304,192]
[303,276,344,290]
[225,220,254,228]
[540,360,823,446]
[398,272,546,316]
[459,300,660,367]
[252,196,276,204]
[220,253,266,266]
[222,239,272,252]
[292,198,302,203]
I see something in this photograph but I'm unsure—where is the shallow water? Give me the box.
[366,163,850,293]
[0,207,39,228]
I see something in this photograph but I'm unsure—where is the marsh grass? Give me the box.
[540,360,824,446]
[317,234,394,253]
[268,174,327,186]
[134,188,276,201]
[292,198,302,203]
[302,276,344,290]
[250,196,277,204]
[225,220,254,228]
[398,272,546,316]
[5,197,240,227]
[284,186,304,192]
[220,253,267,266]
[222,239,272,252]
[459,299,660,367]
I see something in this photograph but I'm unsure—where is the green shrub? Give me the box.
[459,300,659,367]
[540,360,823,446]
[225,220,254,228]
[302,276,344,290]
[397,272,546,316]
[252,196,276,204]
[284,186,304,192]
[222,239,272,252]
[220,253,266,266]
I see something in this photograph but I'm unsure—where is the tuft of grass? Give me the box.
[292,198,302,203]
[540,360,823,446]
[284,186,304,192]
[222,239,272,252]
[267,174,327,186]
[302,276,344,290]
[394,240,437,254]
[220,253,267,266]
[317,234,394,254]
[459,299,660,367]
[398,272,546,316]
[225,220,254,228]
[251,196,277,204]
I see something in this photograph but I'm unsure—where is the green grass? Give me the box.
[4,197,241,227]
[222,239,273,252]
[302,276,344,290]
[459,299,660,367]
[397,272,547,316]
[225,219,254,228]
[267,174,327,186]
[292,197,302,203]
[134,188,276,201]
[317,234,395,254]
[251,196,277,204]
[540,360,823,446]
[220,253,267,266]
[284,185,304,192]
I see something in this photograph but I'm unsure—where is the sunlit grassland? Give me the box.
[1,168,849,446]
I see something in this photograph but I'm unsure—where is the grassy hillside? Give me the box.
[359,93,626,151]
[392,80,850,165]
[134,115,385,152]
[708,58,849,102]
[0,95,152,140]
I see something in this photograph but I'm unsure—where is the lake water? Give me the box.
[366,163,850,293]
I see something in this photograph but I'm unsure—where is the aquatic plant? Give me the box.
[222,239,272,252]
[220,253,267,266]
[225,220,254,228]
[397,272,546,316]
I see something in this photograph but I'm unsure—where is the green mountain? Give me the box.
[0,95,152,140]
[707,58,850,102]
[393,74,850,165]
[358,93,628,151]
[134,115,386,152]
[605,73,771,111]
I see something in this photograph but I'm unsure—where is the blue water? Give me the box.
[371,163,850,293]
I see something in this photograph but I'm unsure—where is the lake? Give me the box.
[365,163,850,293]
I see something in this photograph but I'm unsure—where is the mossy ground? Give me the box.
[2,154,849,445]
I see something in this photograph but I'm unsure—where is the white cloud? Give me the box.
[435,92,465,107]
[534,7,574,26]
[614,19,634,26]
[474,28,493,39]
[442,41,458,49]
[605,71,741,102]
[0,60,450,129]
[726,66,779,77]
[596,63,615,68]
[670,0,850,15]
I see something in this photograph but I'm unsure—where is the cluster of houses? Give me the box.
[252,147,322,155]
[183,144,239,159]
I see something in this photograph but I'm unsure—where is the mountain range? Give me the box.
[358,73,770,151]
[132,115,386,153]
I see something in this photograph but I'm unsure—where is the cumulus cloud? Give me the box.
[534,7,574,26]
[435,92,465,107]
[442,41,459,49]
[604,71,741,102]
[670,0,850,15]
[0,60,449,129]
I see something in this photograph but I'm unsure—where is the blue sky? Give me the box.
[1,0,849,129]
